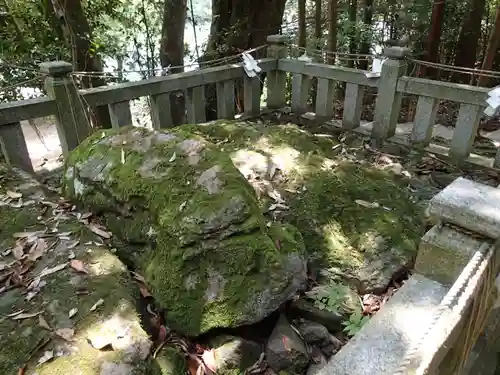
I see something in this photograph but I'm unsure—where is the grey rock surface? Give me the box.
[266,315,310,374]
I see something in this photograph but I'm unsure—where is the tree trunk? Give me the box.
[49,0,111,128]
[326,0,338,65]
[417,0,445,78]
[348,0,357,68]
[298,0,306,49]
[160,0,187,125]
[478,6,500,87]
[453,0,486,82]
[358,0,373,70]
[202,0,287,120]
[315,0,322,51]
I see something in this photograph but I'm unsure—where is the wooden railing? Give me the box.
[0,34,498,173]
[278,45,496,169]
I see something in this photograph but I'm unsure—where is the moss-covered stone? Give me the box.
[184,120,426,293]
[208,335,262,375]
[0,165,154,375]
[63,126,307,336]
[155,346,187,375]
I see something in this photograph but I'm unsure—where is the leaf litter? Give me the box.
[0,180,119,372]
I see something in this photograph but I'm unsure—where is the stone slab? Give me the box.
[415,225,492,285]
[318,274,448,375]
[428,177,500,239]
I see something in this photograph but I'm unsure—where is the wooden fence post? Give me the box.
[371,47,409,147]
[266,35,289,109]
[40,61,92,155]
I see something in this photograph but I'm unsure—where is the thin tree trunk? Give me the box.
[419,0,445,78]
[326,0,338,65]
[298,0,306,49]
[315,0,322,52]
[453,0,486,82]
[160,0,187,126]
[348,0,357,68]
[358,0,373,70]
[478,6,500,86]
[49,0,111,128]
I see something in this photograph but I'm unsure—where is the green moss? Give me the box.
[63,126,307,336]
[185,121,425,286]
[0,164,154,374]
[154,346,187,375]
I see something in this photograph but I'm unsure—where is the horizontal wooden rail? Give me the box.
[278,59,379,88]
[81,58,277,107]
[397,76,489,106]
[0,97,56,126]
[0,59,276,127]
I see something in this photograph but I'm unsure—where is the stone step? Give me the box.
[317,273,449,375]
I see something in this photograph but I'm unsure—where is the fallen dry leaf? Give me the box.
[11,311,43,320]
[26,290,40,302]
[90,298,104,312]
[12,245,24,260]
[169,152,177,162]
[55,328,74,341]
[68,308,78,319]
[6,191,22,199]
[131,272,147,284]
[268,203,289,211]
[67,240,79,249]
[7,309,25,317]
[12,231,38,239]
[70,259,88,274]
[37,350,54,365]
[38,315,52,331]
[201,349,218,374]
[88,225,112,239]
[139,285,152,298]
[354,199,380,208]
[39,262,68,278]
[27,239,48,262]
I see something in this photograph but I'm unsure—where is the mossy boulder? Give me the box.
[0,165,155,375]
[182,120,426,293]
[62,126,307,336]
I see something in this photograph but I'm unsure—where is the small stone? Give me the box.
[266,315,310,374]
[297,320,332,346]
[320,335,343,357]
[306,352,328,375]
[289,299,344,332]
[209,335,262,373]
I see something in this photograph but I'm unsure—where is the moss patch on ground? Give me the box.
[184,120,426,292]
[0,165,156,374]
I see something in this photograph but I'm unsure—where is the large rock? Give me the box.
[183,120,425,293]
[62,126,307,336]
[0,165,156,375]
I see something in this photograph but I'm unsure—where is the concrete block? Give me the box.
[318,274,448,375]
[428,177,500,239]
[415,225,491,285]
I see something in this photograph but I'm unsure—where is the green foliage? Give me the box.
[311,283,351,315]
[342,310,370,337]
